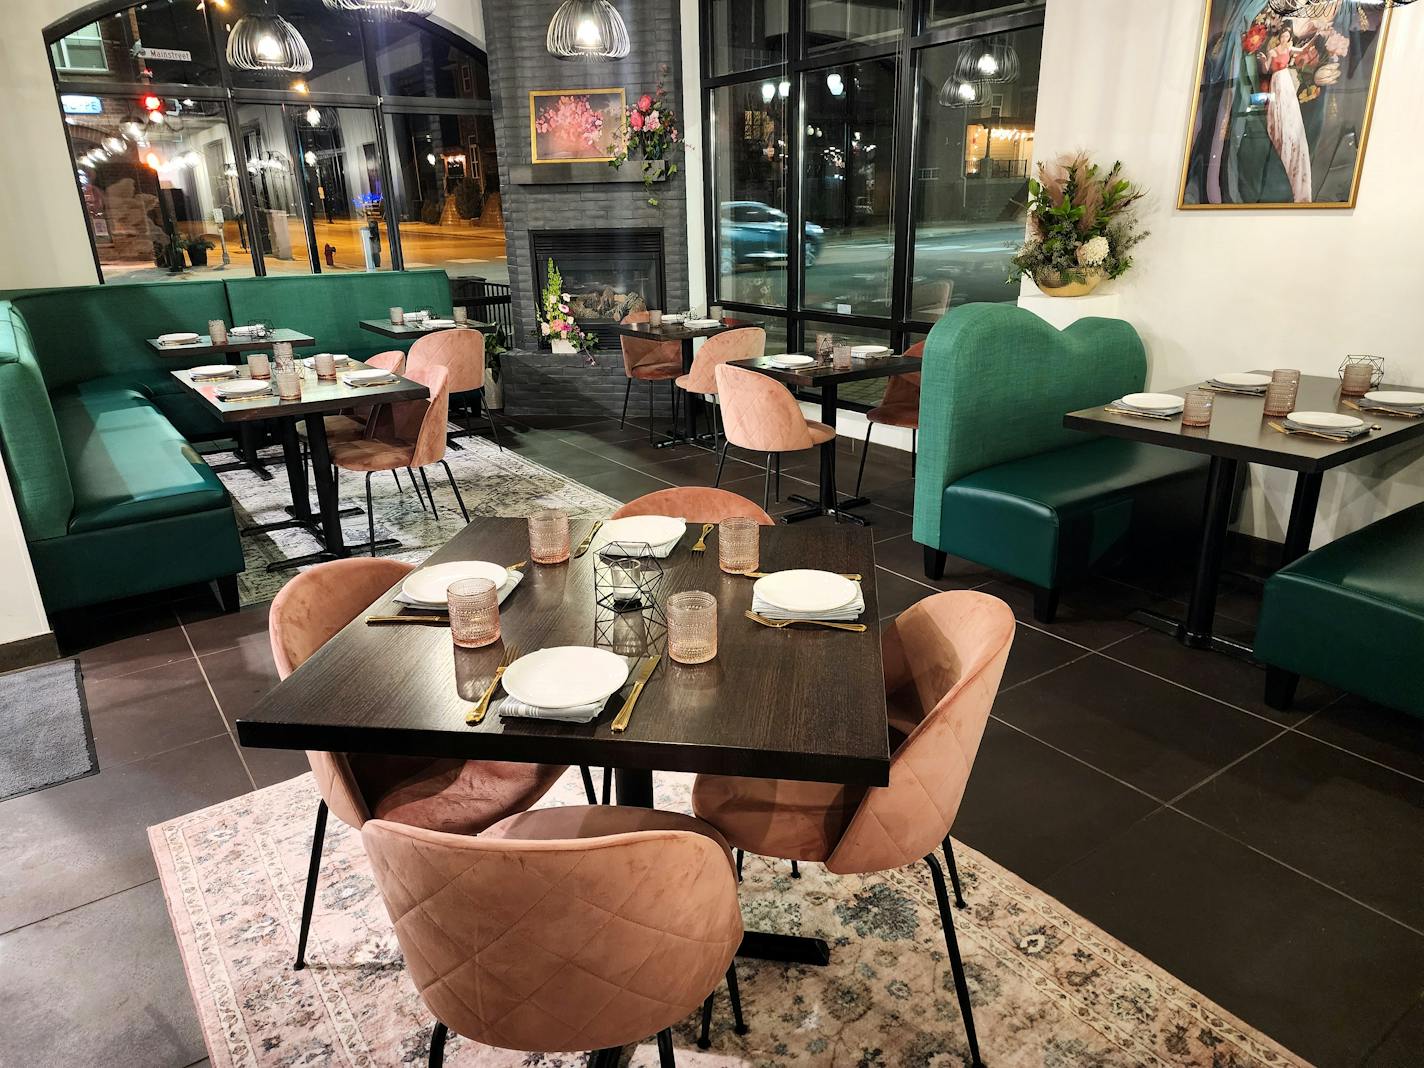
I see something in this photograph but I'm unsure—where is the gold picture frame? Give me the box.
[529,88,625,165]
[1177,0,1392,210]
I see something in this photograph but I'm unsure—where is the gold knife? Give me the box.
[366,614,449,625]
[691,523,715,552]
[610,654,660,733]
[467,649,518,725]
[743,571,862,582]
[572,520,604,559]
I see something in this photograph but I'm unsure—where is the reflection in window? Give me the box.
[52,1,219,84]
[370,19,490,99]
[708,0,787,75]
[385,112,505,282]
[805,0,902,55]
[235,104,312,274]
[293,107,390,271]
[720,311,788,355]
[67,98,250,281]
[712,81,789,308]
[910,29,1040,320]
[927,0,1044,30]
[801,319,892,405]
[800,59,897,317]
[222,0,367,95]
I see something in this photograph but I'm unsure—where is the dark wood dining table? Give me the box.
[1064,372,1424,654]
[171,360,428,570]
[146,327,317,359]
[732,353,924,525]
[237,515,891,963]
[610,319,732,448]
[358,318,493,340]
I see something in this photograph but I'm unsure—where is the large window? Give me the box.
[48,0,503,285]
[703,0,1043,370]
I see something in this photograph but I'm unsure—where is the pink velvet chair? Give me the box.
[620,310,684,444]
[612,487,774,526]
[713,363,834,513]
[362,804,746,1066]
[693,590,1016,1068]
[854,340,924,496]
[675,327,765,444]
[269,557,568,971]
[330,363,470,552]
[406,329,503,451]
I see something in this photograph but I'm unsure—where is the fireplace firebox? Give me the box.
[529,228,666,347]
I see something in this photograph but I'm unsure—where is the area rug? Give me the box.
[207,434,617,606]
[0,659,95,802]
[150,769,1307,1068]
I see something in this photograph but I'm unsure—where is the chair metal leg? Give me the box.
[392,468,403,495]
[481,390,504,451]
[428,1021,448,1068]
[656,1027,675,1066]
[1265,667,1300,711]
[725,961,749,1035]
[439,460,470,523]
[294,800,328,970]
[735,848,744,882]
[697,988,715,1049]
[590,1049,622,1068]
[601,768,612,805]
[407,467,427,511]
[763,455,773,513]
[855,423,874,498]
[714,440,729,488]
[579,765,597,804]
[418,467,439,520]
[620,379,632,429]
[789,860,800,879]
[364,472,377,558]
[943,835,967,908]
[774,453,781,501]
[926,853,984,1067]
[648,379,655,445]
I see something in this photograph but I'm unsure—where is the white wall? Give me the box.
[1029,0,1424,547]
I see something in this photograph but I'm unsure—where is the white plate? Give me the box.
[345,368,395,383]
[686,318,721,329]
[190,364,237,378]
[503,647,631,710]
[302,353,350,368]
[851,345,891,358]
[215,380,271,397]
[1121,392,1185,412]
[1212,372,1271,388]
[402,560,508,606]
[597,514,686,549]
[769,354,815,368]
[660,314,686,324]
[753,569,859,614]
[1364,390,1424,406]
[159,332,200,344]
[425,318,456,328]
[1288,411,1364,430]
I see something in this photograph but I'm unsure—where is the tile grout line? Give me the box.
[177,619,258,793]
[0,876,161,940]
[1160,726,1293,808]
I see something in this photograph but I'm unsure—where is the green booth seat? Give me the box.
[223,269,453,362]
[1255,502,1424,718]
[912,304,1209,622]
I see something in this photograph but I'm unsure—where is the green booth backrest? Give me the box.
[0,303,75,540]
[11,280,232,393]
[912,303,1147,548]
[223,270,453,359]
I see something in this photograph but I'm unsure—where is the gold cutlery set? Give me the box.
[745,611,866,633]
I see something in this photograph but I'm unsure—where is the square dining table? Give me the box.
[731,353,924,525]
[237,515,891,964]
[146,327,317,358]
[1064,372,1424,654]
[610,319,732,447]
[171,360,428,570]
[358,318,492,340]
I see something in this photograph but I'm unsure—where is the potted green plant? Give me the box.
[483,325,508,410]
[179,235,216,268]
[1009,153,1147,297]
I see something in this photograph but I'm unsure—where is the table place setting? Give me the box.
[341,367,398,388]
[1347,390,1424,418]
[189,364,239,382]
[747,569,868,632]
[366,560,526,625]
[302,353,350,371]
[768,353,817,370]
[212,379,275,403]
[228,323,270,339]
[1104,392,1185,420]
[1201,371,1270,395]
[851,344,892,360]
[156,331,202,348]
[1270,410,1375,441]
[589,514,688,559]
[475,646,637,725]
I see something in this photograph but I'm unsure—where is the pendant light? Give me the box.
[321,0,437,16]
[546,0,631,61]
[937,76,986,109]
[226,12,314,73]
[952,38,1019,85]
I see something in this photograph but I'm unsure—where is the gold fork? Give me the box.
[508,559,527,571]
[691,523,715,552]
[745,611,866,633]
[467,647,518,726]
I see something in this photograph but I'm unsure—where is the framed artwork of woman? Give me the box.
[1179,0,1394,209]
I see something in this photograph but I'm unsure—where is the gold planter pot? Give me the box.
[1033,269,1104,298]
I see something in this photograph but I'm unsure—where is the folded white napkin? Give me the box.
[341,372,397,388]
[393,568,523,609]
[425,318,455,328]
[1207,379,1266,394]
[496,694,607,723]
[1114,397,1183,415]
[228,325,265,336]
[593,521,687,559]
[752,583,865,622]
[192,369,238,381]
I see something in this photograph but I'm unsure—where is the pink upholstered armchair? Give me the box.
[692,590,1015,1068]
[713,363,834,512]
[362,804,746,1066]
[406,329,503,451]
[675,326,765,444]
[855,339,924,496]
[620,310,684,443]
[612,487,774,526]
[269,558,568,972]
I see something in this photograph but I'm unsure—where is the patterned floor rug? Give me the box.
[208,434,617,606]
[150,769,1307,1068]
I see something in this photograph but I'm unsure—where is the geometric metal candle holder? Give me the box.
[1339,354,1385,388]
[593,541,667,656]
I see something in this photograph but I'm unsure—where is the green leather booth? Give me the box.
[912,304,1209,621]
[1255,501,1424,718]
[0,268,455,615]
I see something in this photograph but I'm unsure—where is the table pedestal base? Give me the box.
[783,493,870,526]
[1129,608,1256,660]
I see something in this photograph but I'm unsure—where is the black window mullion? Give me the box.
[785,0,804,353]
[285,104,323,274]
[887,2,918,326]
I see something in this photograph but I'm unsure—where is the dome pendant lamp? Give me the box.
[546,0,631,61]
[226,12,314,73]
[321,0,437,16]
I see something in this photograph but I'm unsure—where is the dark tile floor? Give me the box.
[4,409,1422,1068]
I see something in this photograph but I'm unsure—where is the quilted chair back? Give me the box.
[715,363,816,452]
[270,557,416,829]
[679,327,765,393]
[407,329,485,394]
[611,487,774,525]
[826,590,1014,875]
[878,339,924,413]
[619,309,681,378]
[362,818,744,1053]
[388,363,452,468]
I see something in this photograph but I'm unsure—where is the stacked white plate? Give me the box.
[686,318,721,329]
[229,324,266,337]
[301,353,350,369]
[1207,372,1270,394]
[342,368,397,387]
[499,647,631,722]
[851,344,891,359]
[396,560,511,607]
[1115,392,1184,416]
[158,332,201,347]
[593,514,687,558]
[190,364,237,381]
[1361,390,1424,415]
[424,318,456,329]
[752,569,865,622]
[769,354,815,369]
[661,314,686,325]
[215,380,272,400]
[1284,411,1368,439]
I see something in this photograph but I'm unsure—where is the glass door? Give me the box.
[291,105,391,272]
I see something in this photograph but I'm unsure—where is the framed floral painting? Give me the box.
[1178,0,1393,209]
[529,89,625,164]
